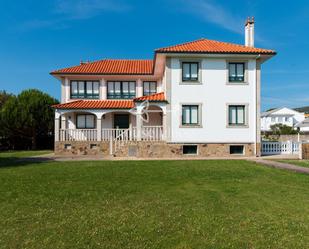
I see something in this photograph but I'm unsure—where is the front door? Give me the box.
[114,114,130,129]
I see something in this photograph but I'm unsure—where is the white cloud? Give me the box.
[181,0,243,34]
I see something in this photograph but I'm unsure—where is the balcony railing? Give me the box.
[59,129,97,141]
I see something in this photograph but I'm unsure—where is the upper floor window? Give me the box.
[71,81,99,99]
[76,114,95,129]
[143,81,157,96]
[182,105,199,126]
[228,105,246,126]
[182,62,199,81]
[229,63,245,82]
[107,81,136,99]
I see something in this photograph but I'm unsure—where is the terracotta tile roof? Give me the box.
[51,59,153,75]
[52,99,134,109]
[134,92,166,102]
[155,38,276,54]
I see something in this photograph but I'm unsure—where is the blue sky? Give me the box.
[1,0,309,111]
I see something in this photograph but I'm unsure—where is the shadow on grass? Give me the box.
[0,157,54,169]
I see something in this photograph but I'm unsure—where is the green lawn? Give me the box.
[0,155,308,249]
[0,150,52,158]
[278,159,309,168]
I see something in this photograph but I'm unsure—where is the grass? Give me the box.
[277,159,309,168]
[0,150,52,158]
[0,154,308,248]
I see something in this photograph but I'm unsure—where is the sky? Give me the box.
[0,0,309,111]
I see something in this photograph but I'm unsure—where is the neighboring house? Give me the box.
[294,106,309,118]
[295,118,309,132]
[51,17,276,157]
[261,107,305,131]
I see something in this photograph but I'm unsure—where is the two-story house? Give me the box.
[52,18,276,157]
[261,107,306,132]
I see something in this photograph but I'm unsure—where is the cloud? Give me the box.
[19,0,131,30]
[180,0,243,34]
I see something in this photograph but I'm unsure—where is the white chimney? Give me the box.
[245,17,255,47]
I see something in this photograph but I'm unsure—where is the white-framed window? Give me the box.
[229,63,245,82]
[70,81,99,99]
[271,117,276,122]
[76,114,95,129]
[143,81,157,96]
[107,81,136,99]
[182,105,199,125]
[228,105,246,126]
[182,62,199,81]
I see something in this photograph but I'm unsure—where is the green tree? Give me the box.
[0,90,13,109]
[270,123,298,135]
[0,89,58,150]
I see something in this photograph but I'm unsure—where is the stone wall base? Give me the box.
[55,141,255,158]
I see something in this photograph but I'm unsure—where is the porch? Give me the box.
[54,104,167,142]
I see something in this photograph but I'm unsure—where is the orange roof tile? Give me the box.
[52,99,134,109]
[156,38,276,54]
[51,59,153,75]
[134,92,166,102]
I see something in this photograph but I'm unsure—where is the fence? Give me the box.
[261,141,299,155]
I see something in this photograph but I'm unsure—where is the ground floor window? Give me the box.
[183,145,198,155]
[229,145,244,155]
[76,114,95,129]
[182,105,199,125]
[228,105,246,126]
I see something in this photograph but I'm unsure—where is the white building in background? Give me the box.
[52,17,276,157]
[261,107,306,131]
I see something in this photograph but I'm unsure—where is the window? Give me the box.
[284,117,289,122]
[182,62,199,81]
[278,117,283,123]
[70,81,99,99]
[228,105,246,126]
[229,63,245,82]
[230,145,244,155]
[182,105,199,125]
[271,117,276,122]
[143,81,157,96]
[76,114,95,129]
[183,145,198,155]
[107,81,136,99]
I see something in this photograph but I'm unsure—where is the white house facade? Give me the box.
[261,107,306,132]
[52,18,276,157]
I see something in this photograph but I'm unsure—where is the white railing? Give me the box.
[59,129,97,141]
[142,126,164,141]
[261,141,300,155]
[59,126,164,142]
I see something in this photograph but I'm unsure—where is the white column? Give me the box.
[136,113,142,141]
[162,113,167,140]
[64,77,70,102]
[54,117,60,142]
[137,79,143,97]
[101,79,106,100]
[61,115,66,129]
[97,118,102,141]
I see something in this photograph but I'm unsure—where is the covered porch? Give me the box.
[54,104,167,142]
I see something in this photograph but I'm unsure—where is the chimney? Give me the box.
[245,17,254,47]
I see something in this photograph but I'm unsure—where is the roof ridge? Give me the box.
[155,38,205,51]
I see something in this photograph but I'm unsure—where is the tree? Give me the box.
[0,89,58,150]
[0,90,12,109]
[270,123,298,135]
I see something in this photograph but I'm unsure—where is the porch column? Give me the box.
[54,117,60,142]
[61,115,66,129]
[136,113,142,141]
[101,79,107,99]
[162,113,167,140]
[97,118,102,141]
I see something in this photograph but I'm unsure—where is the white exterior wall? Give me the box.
[169,57,257,143]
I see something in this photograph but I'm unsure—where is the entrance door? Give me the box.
[114,114,130,129]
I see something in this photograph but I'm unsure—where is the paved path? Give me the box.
[250,159,309,174]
